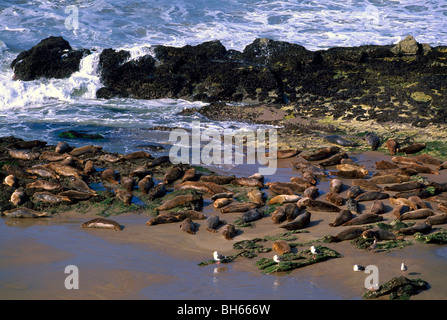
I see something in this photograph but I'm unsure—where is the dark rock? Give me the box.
[11,36,90,81]
[363,276,429,300]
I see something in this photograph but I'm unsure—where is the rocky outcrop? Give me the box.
[11,36,447,125]
[11,36,90,81]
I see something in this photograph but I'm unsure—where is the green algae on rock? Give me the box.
[363,276,430,300]
[414,230,447,244]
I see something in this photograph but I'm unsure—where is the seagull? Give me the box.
[401,262,407,276]
[353,264,365,272]
[310,246,320,259]
[368,239,377,251]
[213,251,225,264]
[273,255,283,266]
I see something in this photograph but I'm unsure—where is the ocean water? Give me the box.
[1,0,447,153]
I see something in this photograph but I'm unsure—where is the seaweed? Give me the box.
[414,230,447,244]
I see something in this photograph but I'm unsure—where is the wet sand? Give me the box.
[1,152,447,300]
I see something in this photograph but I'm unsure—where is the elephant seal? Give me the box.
[329,209,353,227]
[392,205,411,220]
[362,228,402,240]
[138,175,154,195]
[221,202,258,213]
[200,174,235,185]
[163,166,183,184]
[347,185,362,199]
[330,178,343,193]
[179,218,195,235]
[355,191,389,202]
[416,154,443,166]
[247,189,264,205]
[327,226,366,242]
[280,210,311,230]
[301,146,340,161]
[33,191,71,204]
[81,218,122,231]
[395,222,432,235]
[346,198,360,214]
[303,186,319,199]
[221,223,236,240]
[385,138,398,156]
[155,193,203,211]
[297,198,341,212]
[352,179,381,191]
[10,189,26,206]
[342,213,383,226]
[375,160,400,170]
[241,208,264,224]
[268,194,301,205]
[2,207,50,218]
[364,132,380,150]
[26,180,62,191]
[271,207,287,224]
[384,181,425,192]
[213,197,231,208]
[398,142,426,155]
[273,240,291,255]
[325,135,357,147]
[399,208,436,221]
[326,192,344,206]
[370,200,385,214]
[205,215,222,232]
[425,213,447,225]
[371,174,410,184]
[319,152,349,167]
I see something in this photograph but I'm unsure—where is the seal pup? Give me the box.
[342,213,383,226]
[179,217,195,235]
[10,189,26,206]
[364,132,380,150]
[3,174,18,188]
[329,209,353,227]
[81,218,122,231]
[138,175,154,194]
[279,210,311,230]
[398,142,426,155]
[385,138,398,156]
[273,240,291,255]
[2,207,51,218]
[221,223,236,240]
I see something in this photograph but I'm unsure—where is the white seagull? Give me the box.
[369,239,377,251]
[353,264,365,272]
[401,262,407,276]
[310,246,320,259]
[273,255,282,266]
[213,251,225,264]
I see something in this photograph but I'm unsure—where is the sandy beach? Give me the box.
[1,152,447,300]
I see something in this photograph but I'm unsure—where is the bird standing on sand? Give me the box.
[213,251,225,264]
[401,262,407,276]
[273,255,282,266]
[353,265,365,272]
[310,246,320,259]
[369,239,377,251]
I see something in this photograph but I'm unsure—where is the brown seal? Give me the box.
[268,194,301,205]
[403,163,439,175]
[115,188,133,205]
[303,186,319,199]
[39,151,69,162]
[290,177,313,189]
[272,240,291,255]
[297,198,341,212]
[181,168,198,182]
[327,226,366,242]
[3,174,18,188]
[122,151,152,160]
[342,213,383,226]
[425,213,447,225]
[205,215,221,232]
[129,166,151,179]
[231,177,263,188]
[99,154,122,163]
[213,197,231,208]
[220,202,258,213]
[163,166,183,184]
[69,145,102,156]
[372,167,418,177]
[407,196,428,209]
[355,191,389,202]
[268,181,306,194]
[101,168,119,185]
[45,162,82,179]
[318,153,348,167]
[26,180,62,191]
[415,154,443,166]
[146,210,206,226]
[55,141,70,154]
[8,149,40,160]
[352,179,382,191]
[8,139,47,149]
[329,209,353,227]
[325,192,344,206]
[399,208,436,221]
[271,207,286,224]
[26,166,60,180]
[247,189,264,205]
[384,181,425,192]
[362,228,402,240]
[284,203,300,221]
[438,202,447,213]
[394,188,431,199]
[59,190,95,201]
[2,207,51,218]
[370,200,385,214]
[221,223,236,240]
[375,160,400,170]
[389,197,418,210]
[370,174,410,184]
[120,176,135,192]
[84,160,96,175]
[329,170,366,179]
[330,178,343,193]
[146,183,167,201]
[81,218,122,231]
[301,146,340,161]
[33,191,71,204]
[397,142,426,155]
[429,182,447,193]
[10,189,26,206]
[138,175,154,194]
[155,193,203,211]
[385,138,398,156]
[200,174,235,185]
[392,204,410,220]
[3,164,34,179]
[175,181,230,194]
[392,156,420,165]
[395,221,432,235]
[279,210,311,230]
[179,218,195,235]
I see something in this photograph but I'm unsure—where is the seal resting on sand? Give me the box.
[399,208,436,221]
[273,240,291,255]
[2,207,51,218]
[327,226,367,242]
[342,213,383,226]
[279,210,311,230]
[221,223,236,240]
[179,218,195,235]
[205,215,222,232]
[329,209,353,227]
[81,218,122,231]
[385,138,398,156]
